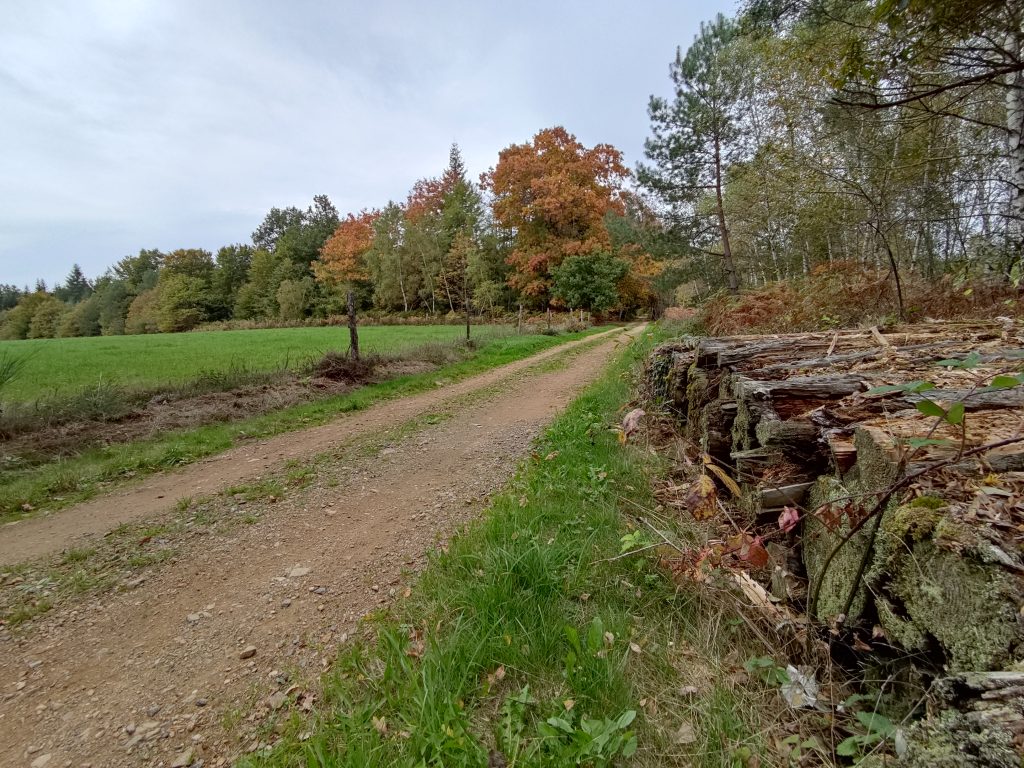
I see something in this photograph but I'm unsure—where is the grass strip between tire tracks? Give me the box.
[240,325,776,768]
[0,329,607,523]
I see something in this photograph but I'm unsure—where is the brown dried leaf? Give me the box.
[704,456,742,498]
[685,474,718,521]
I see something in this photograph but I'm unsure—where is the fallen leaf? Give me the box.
[738,536,769,569]
[563,698,575,711]
[684,475,717,521]
[704,456,742,498]
[621,408,646,442]
[780,665,818,709]
[673,720,697,745]
[544,451,560,461]
[853,635,872,652]
[371,716,388,735]
[629,642,642,654]
[778,506,800,533]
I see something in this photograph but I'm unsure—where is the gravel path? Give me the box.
[0,327,623,565]
[0,326,643,768]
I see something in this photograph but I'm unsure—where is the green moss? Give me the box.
[731,396,763,453]
[684,365,709,441]
[887,503,943,543]
[803,477,873,621]
[902,711,1019,767]
[851,427,901,489]
[868,500,1024,672]
[890,540,1022,670]
[910,495,947,510]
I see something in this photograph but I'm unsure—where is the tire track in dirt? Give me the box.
[0,328,623,566]
[0,326,644,768]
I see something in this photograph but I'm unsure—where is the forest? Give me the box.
[1,0,1020,341]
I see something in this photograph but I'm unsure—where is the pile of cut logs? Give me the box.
[650,321,1024,754]
[652,321,1024,516]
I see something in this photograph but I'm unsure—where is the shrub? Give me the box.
[698,263,1022,335]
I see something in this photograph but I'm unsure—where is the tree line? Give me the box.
[639,0,1023,300]
[0,137,669,341]
[4,0,1020,341]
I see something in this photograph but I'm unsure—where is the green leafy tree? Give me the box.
[254,195,340,271]
[60,294,102,336]
[211,244,254,320]
[125,288,160,334]
[552,253,629,313]
[94,279,133,335]
[0,292,55,339]
[234,249,293,319]
[0,285,23,311]
[113,249,163,291]
[155,273,209,332]
[365,202,420,312]
[275,278,314,321]
[640,13,743,293]
[27,296,67,338]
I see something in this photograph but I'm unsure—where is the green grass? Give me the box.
[0,329,606,522]
[239,327,781,768]
[0,324,511,403]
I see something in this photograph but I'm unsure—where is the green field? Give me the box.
[0,325,507,403]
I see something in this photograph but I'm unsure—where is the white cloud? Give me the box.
[0,0,735,286]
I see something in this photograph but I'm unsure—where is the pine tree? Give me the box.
[639,14,743,294]
[58,264,92,304]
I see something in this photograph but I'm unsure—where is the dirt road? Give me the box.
[0,325,643,768]
[0,327,625,566]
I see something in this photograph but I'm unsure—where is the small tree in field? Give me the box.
[315,211,377,360]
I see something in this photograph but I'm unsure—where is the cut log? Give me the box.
[699,400,735,461]
[733,375,868,405]
[759,482,815,508]
[754,418,821,459]
[732,448,773,481]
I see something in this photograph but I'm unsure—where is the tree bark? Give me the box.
[464,273,470,341]
[714,134,740,294]
[346,288,359,362]
[1007,26,1024,251]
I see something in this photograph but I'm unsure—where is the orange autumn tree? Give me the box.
[481,126,629,305]
[315,210,378,360]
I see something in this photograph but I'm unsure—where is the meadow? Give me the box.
[0,324,508,403]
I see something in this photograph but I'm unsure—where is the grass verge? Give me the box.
[239,327,784,768]
[0,329,607,522]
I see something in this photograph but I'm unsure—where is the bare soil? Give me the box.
[0,326,641,768]
[0,359,433,464]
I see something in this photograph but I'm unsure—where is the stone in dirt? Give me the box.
[30,755,52,768]
[239,645,257,660]
[170,747,194,767]
[287,565,311,578]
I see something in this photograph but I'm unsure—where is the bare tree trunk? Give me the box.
[714,134,740,294]
[346,288,360,361]
[1007,26,1024,251]
[463,273,470,341]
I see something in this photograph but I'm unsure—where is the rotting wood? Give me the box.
[648,320,1024,689]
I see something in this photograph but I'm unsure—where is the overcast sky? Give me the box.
[0,0,735,288]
